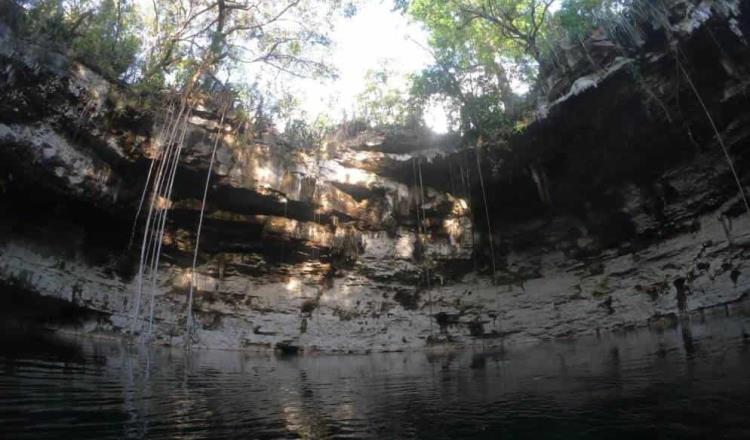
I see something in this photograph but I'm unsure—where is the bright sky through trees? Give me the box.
[129,0,561,133]
[299,2,432,121]
[130,0,448,131]
[286,1,460,133]
[290,0,560,133]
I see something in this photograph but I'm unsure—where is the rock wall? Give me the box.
[1,1,749,353]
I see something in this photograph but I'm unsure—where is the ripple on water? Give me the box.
[1,313,750,439]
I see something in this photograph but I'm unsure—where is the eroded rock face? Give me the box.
[1,1,749,353]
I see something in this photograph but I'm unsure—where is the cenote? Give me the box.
[3,0,750,438]
[2,304,750,439]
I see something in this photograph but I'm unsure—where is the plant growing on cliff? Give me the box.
[587,0,750,216]
[16,0,142,79]
[282,115,332,150]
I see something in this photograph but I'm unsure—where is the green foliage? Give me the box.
[74,0,141,79]
[11,0,350,134]
[408,0,557,66]
[19,0,142,80]
[139,0,344,87]
[401,0,678,139]
[554,0,603,38]
[409,59,511,138]
[282,115,331,150]
[539,0,687,69]
[403,0,559,137]
[354,64,421,128]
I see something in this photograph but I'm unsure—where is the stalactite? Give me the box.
[280,195,288,262]
[186,100,229,341]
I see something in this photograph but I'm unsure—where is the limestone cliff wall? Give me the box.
[1,1,749,353]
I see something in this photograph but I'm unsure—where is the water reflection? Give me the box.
[1,306,750,439]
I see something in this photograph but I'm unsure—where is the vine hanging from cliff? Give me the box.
[125,0,345,341]
[475,142,497,282]
[185,94,232,342]
[131,87,194,337]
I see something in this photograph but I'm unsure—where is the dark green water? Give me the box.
[1,309,750,439]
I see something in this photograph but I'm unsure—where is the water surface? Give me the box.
[2,308,750,439]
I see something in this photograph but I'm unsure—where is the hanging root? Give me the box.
[128,99,178,249]
[412,157,423,235]
[475,145,497,282]
[417,157,429,235]
[597,0,750,218]
[146,105,192,339]
[460,150,478,271]
[186,97,231,342]
[131,93,193,339]
[677,57,750,217]
[129,53,226,343]
[412,157,434,336]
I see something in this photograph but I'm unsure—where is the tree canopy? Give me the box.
[140,0,345,85]
[17,0,142,79]
[394,0,618,137]
[410,0,557,65]
[14,0,350,118]
[9,0,644,138]
[354,62,422,127]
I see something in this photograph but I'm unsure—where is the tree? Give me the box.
[554,0,604,38]
[17,0,142,79]
[113,0,351,339]
[140,0,345,90]
[354,62,421,128]
[282,115,331,150]
[409,46,511,137]
[403,0,613,137]
[406,1,532,137]
[409,0,556,67]
[16,0,348,93]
